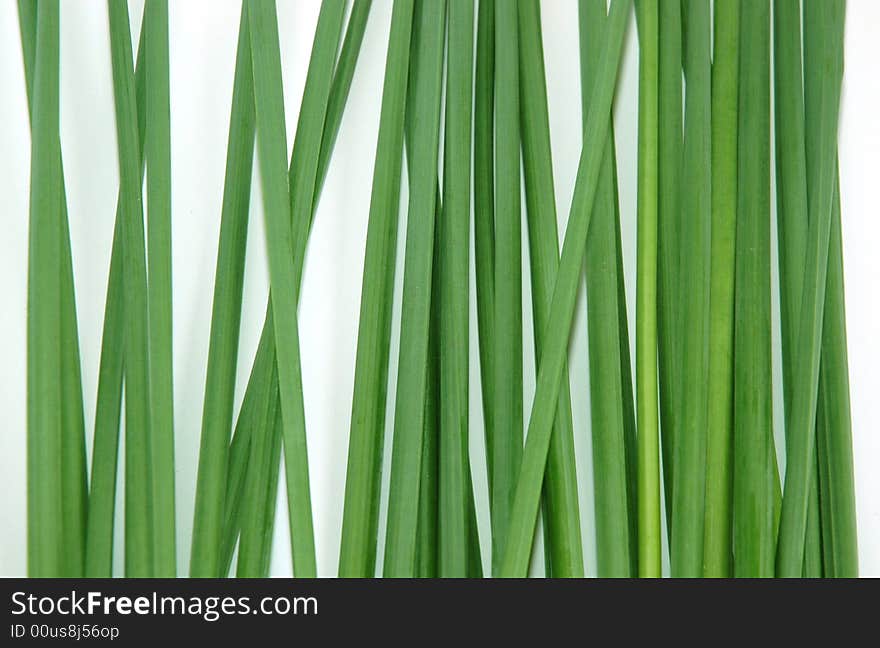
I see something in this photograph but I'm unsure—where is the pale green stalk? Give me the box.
[635,0,660,578]
[703,0,738,578]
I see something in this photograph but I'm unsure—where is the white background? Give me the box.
[0,0,878,577]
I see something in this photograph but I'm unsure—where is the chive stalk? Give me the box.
[777,0,845,577]
[190,4,255,578]
[473,0,496,498]
[26,0,63,578]
[733,0,774,578]
[383,0,446,577]
[520,0,584,579]
[580,0,636,578]
[107,0,154,578]
[338,0,416,577]
[670,0,711,579]
[247,0,317,577]
[439,0,479,578]
[490,0,523,575]
[635,0,660,578]
[145,0,176,577]
[703,0,738,578]
[499,0,632,578]
[656,0,683,530]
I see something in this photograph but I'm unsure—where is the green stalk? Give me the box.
[190,4,254,578]
[816,171,858,577]
[670,0,711,579]
[107,0,154,578]
[702,0,738,578]
[247,0,316,577]
[26,0,63,578]
[438,0,478,578]
[19,0,88,578]
[520,0,584,579]
[635,0,660,578]
[473,0,496,497]
[499,0,632,578]
[383,0,446,577]
[338,0,415,577]
[144,0,176,577]
[579,0,634,578]
[656,0,682,529]
[580,0,638,577]
[219,0,371,577]
[82,18,148,579]
[733,0,774,578]
[773,0,822,578]
[490,0,522,577]
[777,0,845,577]
[417,231,440,578]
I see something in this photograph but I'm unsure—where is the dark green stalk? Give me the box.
[490,0,522,577]
[579,0,635,578]
[338,0,416,577]
[107,0,154,578]
[26,0,63,578]
[520,0,584,579]
[438,0,478,578]
[383,0,446,577]
[656,0,683,529]
[670,0,711,579]
[473,0,496,499]
[703,0,738,578]
[733,0,774,578]
[144,0,176,578]
[499,0,632,578]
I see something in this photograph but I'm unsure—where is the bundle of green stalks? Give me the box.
[23,0,857,578]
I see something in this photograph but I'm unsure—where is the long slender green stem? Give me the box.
[190,4,255,578]
[338,0,416,578]
[383,0,446,578]
[144,0,176,578]
[499,0,632,578]
[777,0,846,577]
[108,0,154,578]
[490,0,522,577]
[733,0,774,578]
[219,0,371,577]
[26,0,63,578]
[247,0,316,577]
[635,0,660,578]
[19,0,89,579]
[520,0,584,579]
[438,0,478,578]
[816,170,858,577]
[670,0,711,579]
[81,18,147,578]
[773,0,822,579]
[703,0,738,578]
[473,0,496,500]
[580,0,635,578]
[656,0,683,532]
